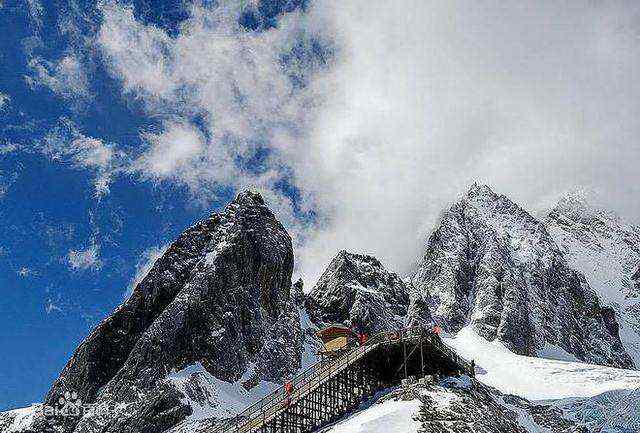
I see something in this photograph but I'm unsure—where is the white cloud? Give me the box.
[137,122,205,179]
[0,143,18,154]
[97,2,331,200]
[125,244,169,299]
[25,0,44,29]
[67,243,102,271]
[45,299,62,314]
[41,118,126,197]
[70,135,121,197]
[71,136,115,169]
[288,1,640,282]
[0,167,21,199]
[26,53,90,99]
[95,1,640,284]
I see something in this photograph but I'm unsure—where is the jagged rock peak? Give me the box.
[412,184,633,369]
[545,192,640,366]
[306,250,413,334]
[334,250,385,268]
[465,182,499,199]
[41,189,302,433]
[230,189,266,207]
[549,191,622,226]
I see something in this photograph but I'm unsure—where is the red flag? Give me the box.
[433,325,442,335]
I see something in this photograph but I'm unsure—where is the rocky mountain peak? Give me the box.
[545,194,640,366]
[333,250,384,270]
[306,250,413,334]
[549,192,624,230]
[39,189,304,433]
[465,182,499,200]
[411,184,633,368]
[229,189,266,208]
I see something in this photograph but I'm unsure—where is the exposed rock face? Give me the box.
[411,184,633,368]
[545,193,640,366]
[412,379,576,433]
[38,191,304,433]
[46,215,220,407]
[306,251,415,334]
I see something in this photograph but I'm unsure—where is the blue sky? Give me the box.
[2,0,640,412]
[0,0,313,411]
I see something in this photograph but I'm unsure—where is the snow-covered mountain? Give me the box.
[411,184,633,369]
[545,193,640,366]
[2,186,639,433]
[2,191,314,433]
[306,251,417,334]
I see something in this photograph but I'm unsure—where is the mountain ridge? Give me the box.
[410,184,633,368]
[2,186,638,433]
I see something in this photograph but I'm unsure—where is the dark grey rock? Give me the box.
[411,184,633,368]
[405,378,576,433]
[38,191,304,433]
[306,251,415,334]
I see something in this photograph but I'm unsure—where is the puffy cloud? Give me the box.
[96,2,331,196]
[67,243,102,271]
[136,122,205,179]
[289,1,640,281]
[95,1,640,284]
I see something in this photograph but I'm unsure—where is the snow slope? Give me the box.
[166,362,280,421]
[0,405,41,433]
[443,326,640,401]
[320,397,421,433]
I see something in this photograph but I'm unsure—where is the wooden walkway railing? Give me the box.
[210,327,470,433]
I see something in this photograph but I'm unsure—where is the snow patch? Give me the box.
[166,362,278,421]
[444,326,640,401]
[1,405,40,433]
[321,399,421,433]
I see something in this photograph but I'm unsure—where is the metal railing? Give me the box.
[209,327,470,433]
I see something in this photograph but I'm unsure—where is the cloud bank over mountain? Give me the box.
[91,1,640,282]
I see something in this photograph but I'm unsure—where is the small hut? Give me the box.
[316,325,358,356]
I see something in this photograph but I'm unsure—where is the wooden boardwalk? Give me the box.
[211,327,471,433]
